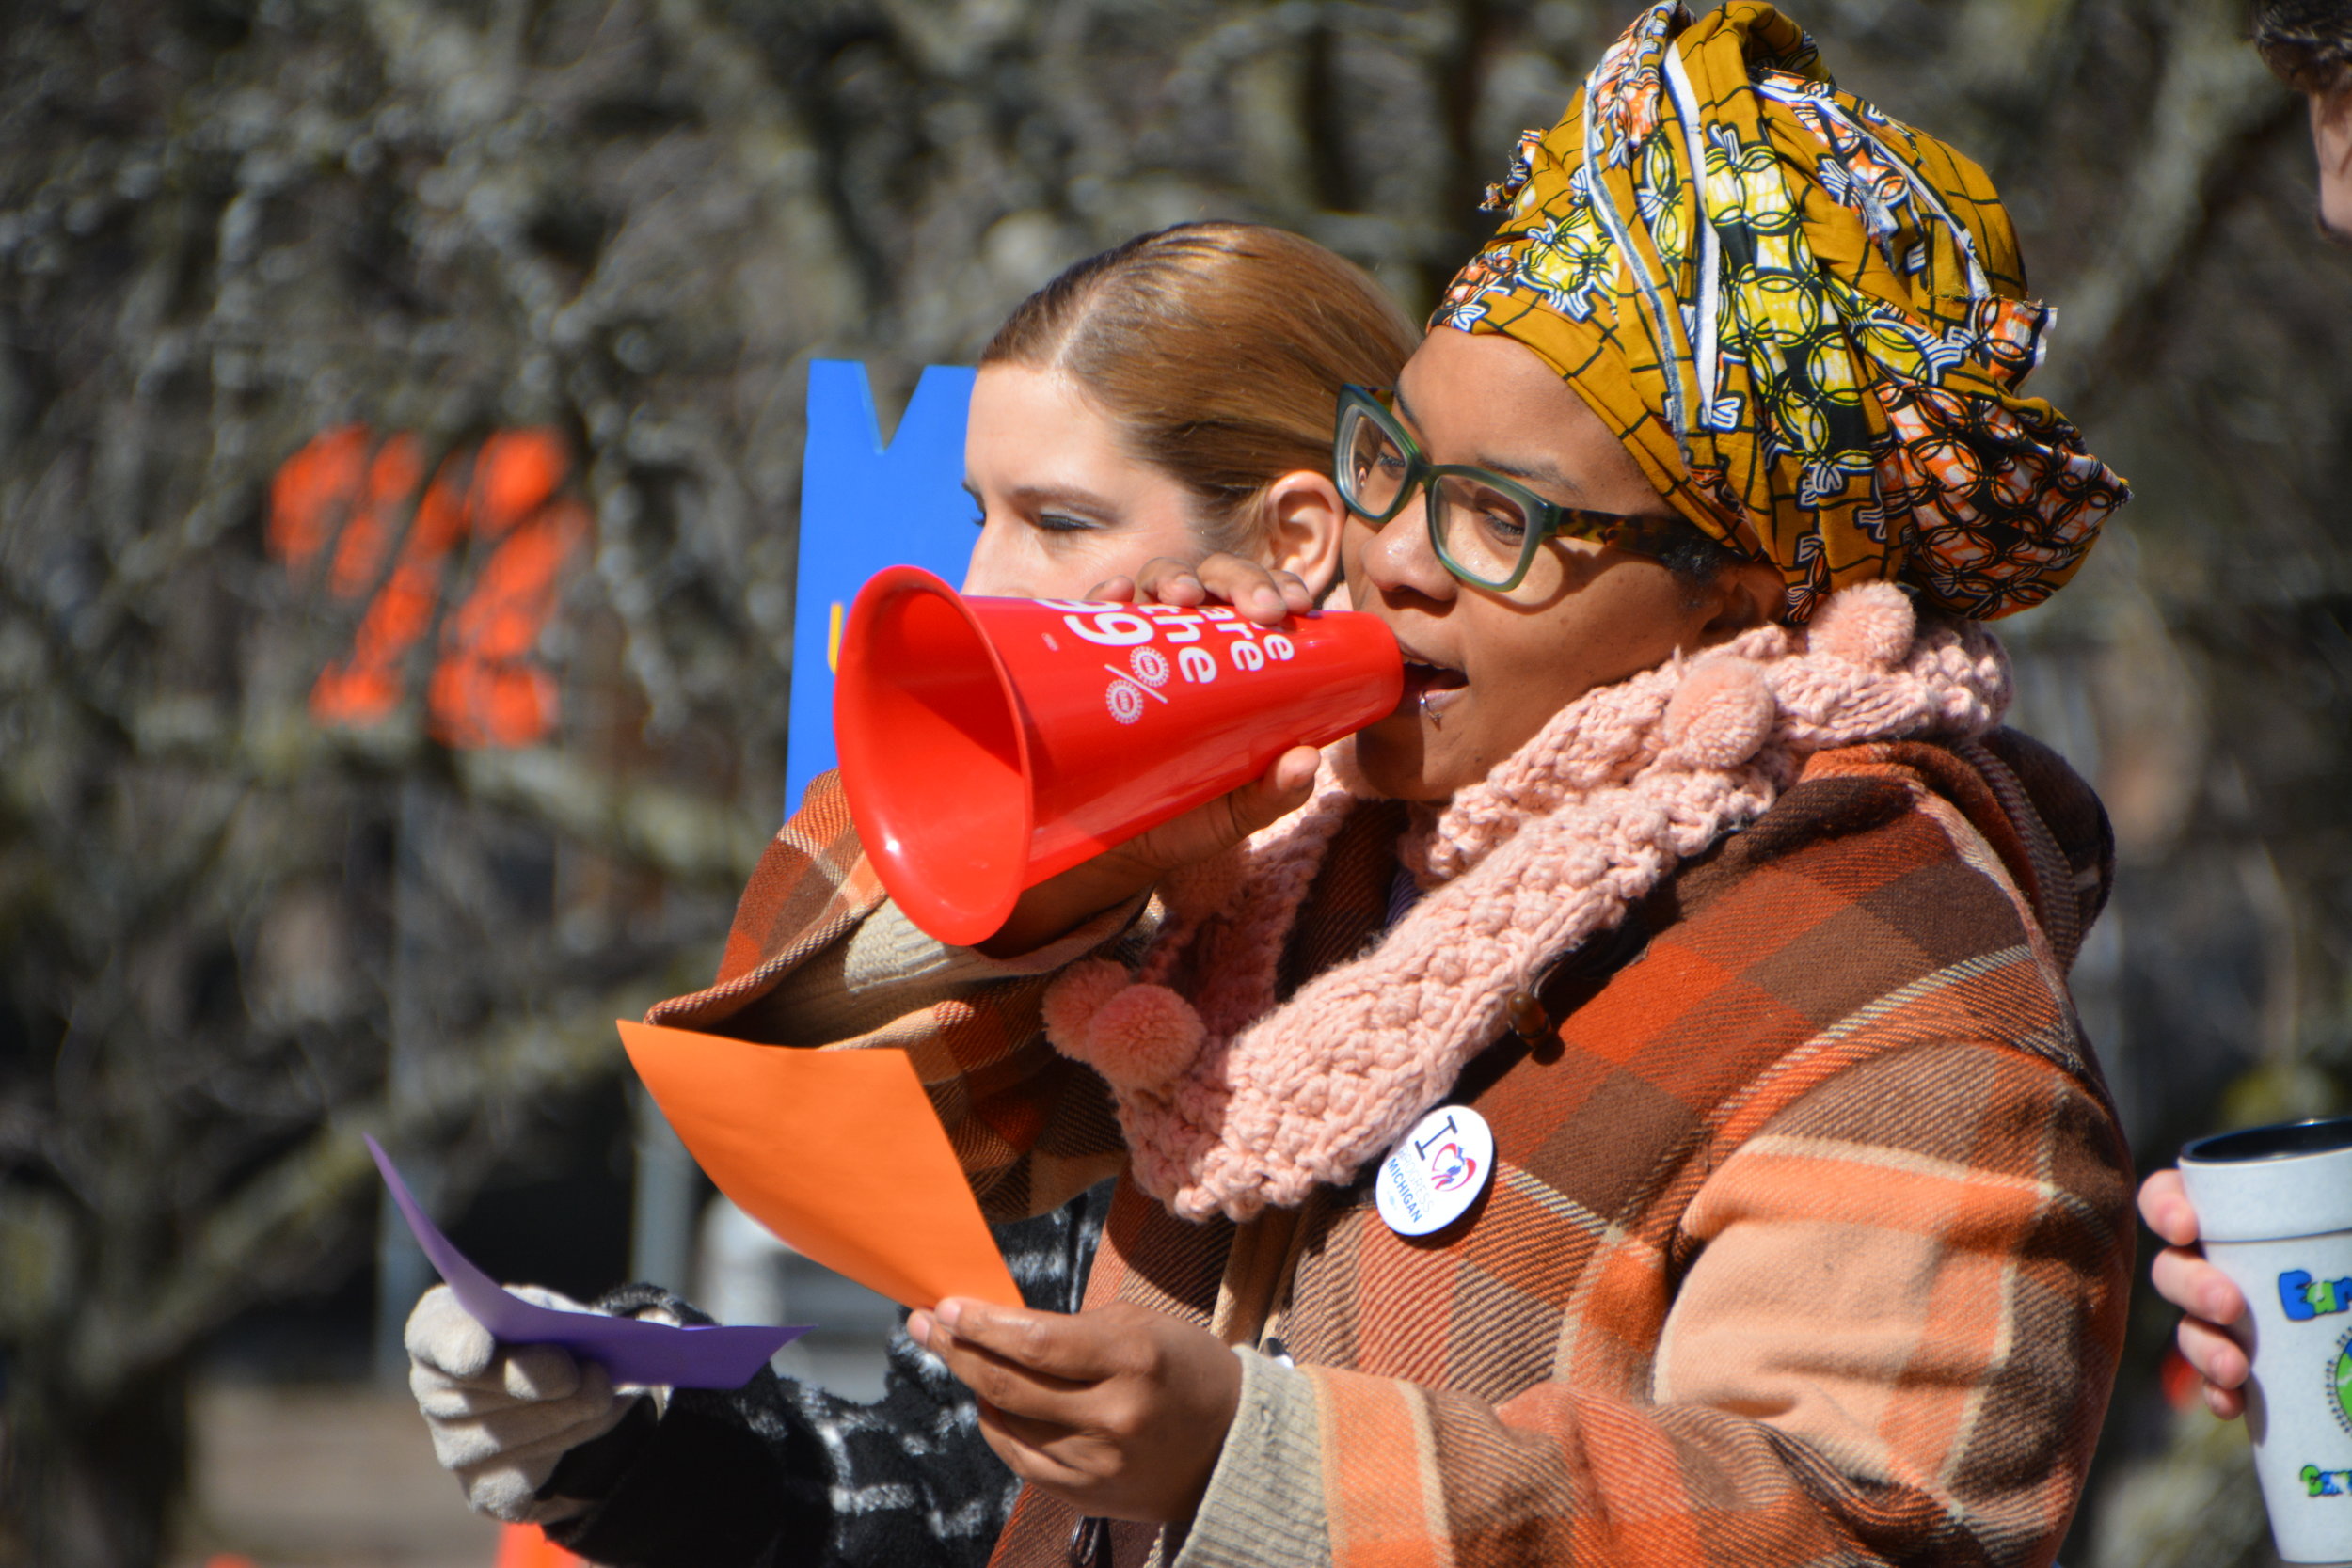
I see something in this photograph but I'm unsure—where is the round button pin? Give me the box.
[1375,1105,1495,1237]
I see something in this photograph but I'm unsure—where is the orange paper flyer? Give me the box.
[618,1021,1021,1310]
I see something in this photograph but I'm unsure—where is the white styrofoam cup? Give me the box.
[2179,1117,2352,1565]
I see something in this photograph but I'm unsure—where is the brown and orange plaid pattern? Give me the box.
[652,733,2132,1568]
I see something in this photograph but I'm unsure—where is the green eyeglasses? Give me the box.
[1332,385,1681,594]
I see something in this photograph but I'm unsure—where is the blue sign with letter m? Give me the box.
[785,360,979,816]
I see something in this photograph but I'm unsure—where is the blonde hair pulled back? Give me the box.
[982,222,1417,555]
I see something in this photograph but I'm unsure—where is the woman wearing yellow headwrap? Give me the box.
[1437,0,2128,622]
[865,8,2134,1566]
[483,9,2137,1568]
[793,7,2140,1566]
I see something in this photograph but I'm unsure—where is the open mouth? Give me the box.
[1395,650,1469,721]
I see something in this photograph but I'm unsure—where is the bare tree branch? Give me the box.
[65,975,683,1404]
[2039,6,2296,407]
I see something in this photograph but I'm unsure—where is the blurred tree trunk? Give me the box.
[9,1360,189,1568]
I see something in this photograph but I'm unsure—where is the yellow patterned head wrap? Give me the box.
[1436,1,2128,622]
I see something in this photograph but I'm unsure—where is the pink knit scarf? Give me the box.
[1041,584,2013,1224]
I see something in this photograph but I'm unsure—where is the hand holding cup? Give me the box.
[2176,1117,2352,1564]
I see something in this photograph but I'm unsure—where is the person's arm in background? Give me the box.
[2153,0,2352,1434]
[2139,1169,2252,1418]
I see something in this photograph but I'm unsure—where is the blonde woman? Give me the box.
[401,221,1417,1565]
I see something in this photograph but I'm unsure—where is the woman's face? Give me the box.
[964,363,1346,601]
[962,365,1212,599]
[1344,328,1780,801]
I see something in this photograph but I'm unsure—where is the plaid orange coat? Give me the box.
[649,730,2133,1568]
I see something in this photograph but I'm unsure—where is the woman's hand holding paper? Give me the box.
[908,1297,1242,1524]
[405,1283,652,1523]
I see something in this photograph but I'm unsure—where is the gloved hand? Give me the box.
[405,1283,656,1523]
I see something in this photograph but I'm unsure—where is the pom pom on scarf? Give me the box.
[1041,959,1131,1052]
[1806,581,1915,670]
[1660,657,1773,768]
[1041,961,1206,1093]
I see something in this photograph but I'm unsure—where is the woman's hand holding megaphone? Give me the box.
[975,553,1324,958]
[1084,550,1317,626]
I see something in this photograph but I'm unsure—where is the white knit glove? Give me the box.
[405,1283,656,1524]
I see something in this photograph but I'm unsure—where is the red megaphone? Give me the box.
[834,567,1403,946]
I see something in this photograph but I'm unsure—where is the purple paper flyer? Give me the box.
[368,1135,807,1388]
